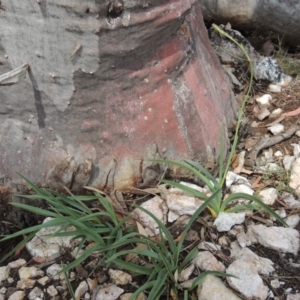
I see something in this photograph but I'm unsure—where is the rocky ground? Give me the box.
[0,27,300,300]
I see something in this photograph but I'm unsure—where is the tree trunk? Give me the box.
[0,0,237,192]
[200,0,300,46]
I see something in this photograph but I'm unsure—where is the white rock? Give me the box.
[28,287,43,300]
[166,193,204,222]
[198,241,221,251]
[16,279,36,289]
[75,281,88,300]
[178,264,195,282]
[194,251,225,272]
[246,224,300,255]
[289,157,300,196]
[251,121,259,127]
[257,108,270,120]
[236,231,252,248]
[292,143,300,158]
[179,181,208,194]
[230,184,254,195]
[26,217,80,259]
[46,264,64,280]
[214,212,245,232]
[274,150,283,157]
[256,94,272,107]
[265,162,281,171]
[283,156,296,171]
[296,130,300,137]
[282,193,300,209]
[132,196,166,236]
[8,259,26,269]
[0,266,10,283]
[270,108,283,118]
[95,285,124,300]
[268,83,282,93]
[230,241,274,274]
[226,171,250,187]
[268,123,284,135]
[0,295,4,300]
[270,279,280,288]
[197,275,242,300]
[37,276,50,285]
[274,209,286,219]
[108,269,132,285]
[286,214,300,228]
[7,291,25,300]
[287,294,300,300]
[47,285,58,297]
[120,293,146,300]
[258,188,278,205]
[18,266,44,280]
[227,261,268,300]
[7,277,14,283]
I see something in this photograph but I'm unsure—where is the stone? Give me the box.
[75,281,88,300]
[18,266,44,280]
[94,285,124,300]
[166,193,204,222]
[226,171,250,187]
[283,156,296,171]
[282,193,300,209]
[7,259,26,269]
[47,285,58,297]
[178,264,195,282]
[120,293,146,300]
[108,269,132,285]
[270,108,283,118]
[46,264,65,280]
[287,294,300,300]
[26,217,80,259]
[268,124,284,135]
[290,158,300,196]
[0,266,10,283]
[193,251,225,272]
[256,94,272,108]
[268,83,282,93]
[198,241,221,251]
[258,188,278,205]
[0,1,237,192]
[257,108,271,120]
[132,196,166,236]
[286,214,300,228]
[37,276,50,286]
[213,212,245,232]
[197,275,242,300]
[246,224,300,255]
[16,279,36,289]
[227,261,268,300]
[28,287,43,300]
[7,291,25,300]
[230,241,274,274]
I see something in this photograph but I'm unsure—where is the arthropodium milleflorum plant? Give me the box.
[156,159,287,226]
[102,189,235,300]
[0,175,234,300]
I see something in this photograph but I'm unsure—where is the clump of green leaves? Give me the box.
[0,175,232,300]
[156,159,287,226]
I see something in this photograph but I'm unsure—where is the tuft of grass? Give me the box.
[0,175,234,300]
[155,159,288,226]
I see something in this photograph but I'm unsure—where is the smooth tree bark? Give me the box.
[0,0,237,192]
